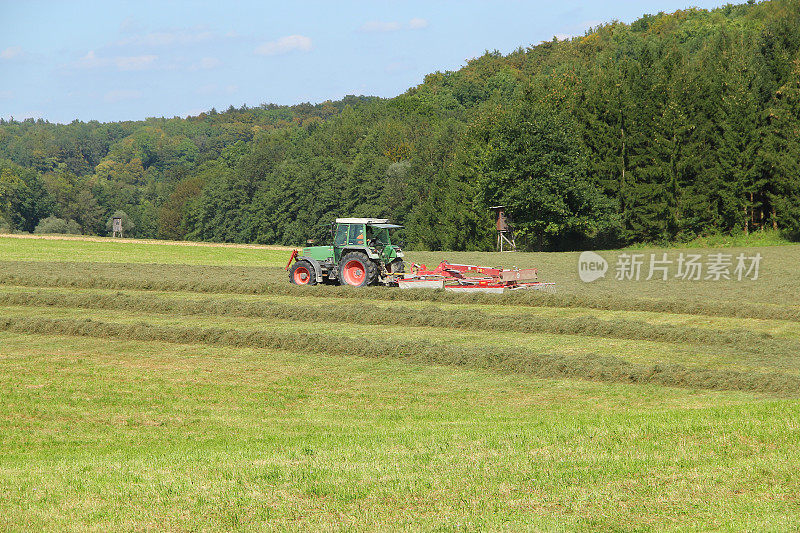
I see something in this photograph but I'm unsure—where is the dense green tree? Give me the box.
[474,101,618,250]
[761,56,800,237]
[0,160,52,232]
[34,216,81,235]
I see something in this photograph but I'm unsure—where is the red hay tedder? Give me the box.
[398,261,556,294]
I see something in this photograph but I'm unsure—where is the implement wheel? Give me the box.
[339,252,378,287]
[289,261,317,286]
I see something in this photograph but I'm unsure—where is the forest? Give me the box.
[1,0,799,251]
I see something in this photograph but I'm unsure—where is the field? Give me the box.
[1,235,800,531]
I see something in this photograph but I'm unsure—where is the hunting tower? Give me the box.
[490,206,516,252]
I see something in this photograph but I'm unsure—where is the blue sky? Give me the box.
[1,0,729,124]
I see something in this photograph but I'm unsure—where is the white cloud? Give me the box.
[254,35,312,56]
[359,19,429,33]
[0,90,12,99]
[0,46,22,60]
[75,50,157,71]
[117,29,215,47]
[76,50,103,68]
[104,89,142,103]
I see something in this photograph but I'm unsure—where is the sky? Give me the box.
[1,0,731,124]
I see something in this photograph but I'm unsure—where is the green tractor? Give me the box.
[286,218,405,287]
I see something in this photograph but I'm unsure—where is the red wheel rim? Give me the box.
[343,260,366,286]
[293,266,311,285]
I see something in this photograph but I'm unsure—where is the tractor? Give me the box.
[286,218,405,287]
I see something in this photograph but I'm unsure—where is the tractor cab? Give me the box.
[332,219,402,263]
[287,218,405,287]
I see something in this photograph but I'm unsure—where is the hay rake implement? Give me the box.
[396,261,556,294]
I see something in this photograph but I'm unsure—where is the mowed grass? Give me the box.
[1,235,800,530]
[0,235,291,267]
[3,333,800,532]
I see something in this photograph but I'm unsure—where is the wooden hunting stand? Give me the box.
[112,217,123,238]
[490,206,517,252]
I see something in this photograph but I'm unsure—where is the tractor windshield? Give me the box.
[334,224,348,246]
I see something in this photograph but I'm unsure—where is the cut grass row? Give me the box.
[5,283,799,340]
[0,303,742,372]
[2,314,798,396]
[1,290,795,363]
[2,260,799,322]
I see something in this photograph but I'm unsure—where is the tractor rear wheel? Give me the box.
[339,252,378,287]
[289,260,317,286]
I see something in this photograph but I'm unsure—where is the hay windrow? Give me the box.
[1,261,799,322]
[0,290,796,358]
[1,315,798,396]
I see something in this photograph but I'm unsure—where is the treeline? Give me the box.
[1,0,799,250]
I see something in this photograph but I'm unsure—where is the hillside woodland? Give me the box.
[1,0,799,250]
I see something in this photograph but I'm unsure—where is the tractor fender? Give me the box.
[297,256,324,283]
[341,246,380,260]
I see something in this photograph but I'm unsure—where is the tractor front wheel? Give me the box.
[339,252,378,287]
[389,259,405,274]
[289,261,317,286]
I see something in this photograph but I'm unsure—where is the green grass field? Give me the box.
[2,235,800,531]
